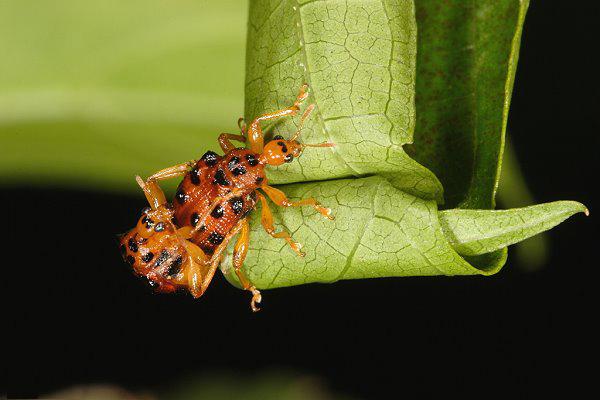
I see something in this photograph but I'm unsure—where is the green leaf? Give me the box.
[438,201,588,257]
[223,177,586,289]
[245,0,443,202]
[225,0,585,289]
[410,0,530,209]
[0,0,247,192]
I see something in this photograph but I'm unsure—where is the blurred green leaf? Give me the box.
[167,371,354,400]
[0,0,247,191]
[411,0,529,209]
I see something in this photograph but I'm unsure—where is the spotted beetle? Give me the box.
[120,84,334,311]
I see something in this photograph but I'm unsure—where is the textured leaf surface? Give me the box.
[0,0,247,191]
[223,176,498,289]
[439,201,588,256]
[410,0,530,208]
[223,178,585,289]
[245,0,443,202]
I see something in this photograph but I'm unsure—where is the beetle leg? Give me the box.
[237,117,247,135]
[257,193,305,257]
[290,103,315,141]
[183,220,247,299]
[246,83,310,154]
[233,219,262,312]
[146,160,196,182]
[180,240,214,298]
[135,175,167,210]
[218,133,246,153]
[261,184,334,220]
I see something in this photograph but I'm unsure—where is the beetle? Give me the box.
[118,177,212,294]
[122,84,334,311]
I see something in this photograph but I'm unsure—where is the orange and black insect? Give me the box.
[119,84,334,311]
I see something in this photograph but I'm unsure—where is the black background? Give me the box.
[5,2,598,398]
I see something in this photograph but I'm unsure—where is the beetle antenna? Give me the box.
[237,117,246,136]
[290,103,315,141]
[301,142,336,149]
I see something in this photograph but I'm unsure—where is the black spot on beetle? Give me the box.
[229,197,244,215]
[273,135,284,140]
[128,237,138,252]
[199,225,207,232]
[154,249,170,268]
[277,141,288,153]
[245,153,258,166]
[190,212,200,227]
[284,154,294,163]
[166,256,183,276]
[175,188,188,204]
[142,252,154,263]
[231,166,246,176]
[228,156,240,171]
[211,204,224,219]
[201,150,218,166]
[126,255,135,265]
[200,244,215,256]
[141,207,151,214]
[190,167,201,185]
[213,169,230,186]
[255,176,264,185]
[154,222,165,232]
[207,232,225,245]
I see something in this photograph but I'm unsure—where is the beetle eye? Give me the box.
[284,154,294,163]
[273,135,284,140]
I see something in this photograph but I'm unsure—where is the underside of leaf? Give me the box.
[411,0,530,209]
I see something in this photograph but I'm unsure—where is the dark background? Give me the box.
[5,2,598,398]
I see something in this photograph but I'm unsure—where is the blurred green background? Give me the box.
[1,0,247,192]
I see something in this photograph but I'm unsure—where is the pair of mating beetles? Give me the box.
[119,85,334,311]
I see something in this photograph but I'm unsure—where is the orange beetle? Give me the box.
[120,84,334,311]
